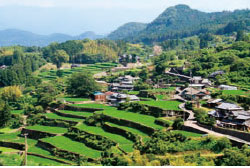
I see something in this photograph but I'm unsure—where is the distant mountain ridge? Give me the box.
[108,22,147,40]
[0,29,104,47]
[108,4,250,43]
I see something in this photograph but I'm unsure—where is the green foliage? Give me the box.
[51,50,69,68]
[172,118,184,130]
[0,101,11,128]
[66,72,100,97]
[193,108,216,126]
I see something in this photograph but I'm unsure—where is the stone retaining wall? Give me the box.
[21,128,58,140]
[54,110,86,119]
[197,123,250,143]
[61,105,103,112]
[0,141,25,150]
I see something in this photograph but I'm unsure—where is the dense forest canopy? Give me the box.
[108,5,250,44]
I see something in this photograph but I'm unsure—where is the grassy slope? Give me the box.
[76,123,134,153]
[41,136,102,159]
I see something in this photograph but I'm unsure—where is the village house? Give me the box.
[71,64,81,69]
[218,85,237,90]
[93,92,106,102]
[106,93,140,106]
[0,65,7,69]
[110,75,140,91]
[209,70,225,78]
[206,99,223,108]
[189,76,212,87]
[209,102,250,131]
[181,87,211,100]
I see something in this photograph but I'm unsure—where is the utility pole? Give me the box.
[22,133,28,166]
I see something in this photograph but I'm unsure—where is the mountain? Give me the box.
[77,31,104,40]
[109,5,250,43]
[0,29,104,47]
[107,22,147,40]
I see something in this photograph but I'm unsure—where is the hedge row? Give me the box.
[21,128,58,140]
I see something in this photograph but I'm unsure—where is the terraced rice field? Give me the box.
[106,122,150,142]
[71,103,115,110]
[44,113,83,122]
[25,125,68,134]
[41,136,102,159]
[58,110,93,118]
[27,155,67,166]
[38,63,117,81]
[95,109,164,130]
[138,101,181,111]
[76,124,134,152]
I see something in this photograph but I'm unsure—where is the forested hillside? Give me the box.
[108,22,147,40]
[109,5,250,44]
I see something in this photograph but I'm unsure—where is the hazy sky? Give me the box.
[0,0,249,35]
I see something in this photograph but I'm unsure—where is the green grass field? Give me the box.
[76,124,134,153]
[58,110,93,118]
[25,125,68,134]
[138,101,181,111]
[127,91,140,95]
[222,90,249,96]
[44,113,83,122]
[41,136,102,159]
[172,130,203,137]
[96,109,164,130]
[106,122,150,142]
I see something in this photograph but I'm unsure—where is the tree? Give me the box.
[139,67,149,82]
[0,86,22,103]
[236,30,244,41]
[51,50,69,69]
[66,72,100,97]
[217,148,248,166]
[36,83,58,108]
[172,118,184,130]
[0,100,11,128]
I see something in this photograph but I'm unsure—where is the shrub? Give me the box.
[172,118,184,130]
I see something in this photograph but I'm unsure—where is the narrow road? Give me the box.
[177,92,250,145]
